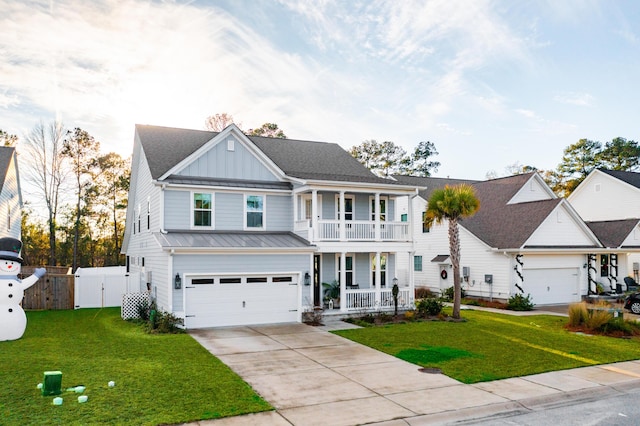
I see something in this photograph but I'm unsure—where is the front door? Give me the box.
[313,254,321,306]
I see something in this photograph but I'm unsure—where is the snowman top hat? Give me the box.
[0,237,23,263]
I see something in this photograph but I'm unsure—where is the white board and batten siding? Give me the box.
[508,175,555,204]
[524,204,595,247]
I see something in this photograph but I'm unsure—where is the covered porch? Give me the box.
[307,250,415,313]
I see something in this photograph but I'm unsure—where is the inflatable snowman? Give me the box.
[0,237,46,341]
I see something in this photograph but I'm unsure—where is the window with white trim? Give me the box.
[370,196,387,221]
[193,192,213,227]
[414,255,423,271]
[371,254,387,287]
[337,255,354,286]
[336,194,354,220]
[246,195,264,229]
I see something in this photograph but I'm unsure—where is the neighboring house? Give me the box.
[122,124,418,328]
[0,147,22,240]
[394,172,638,305]
[569,168,640,283]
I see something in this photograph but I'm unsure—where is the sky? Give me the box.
[1,0,639,180]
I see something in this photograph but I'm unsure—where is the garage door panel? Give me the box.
[185,278,298,328]
[523,268,579,305]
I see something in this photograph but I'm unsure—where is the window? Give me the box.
[192,278,215,285]
[247,277,268,283]
[272,276,293,283]
[246,195,264,228]
[336,195,354,220]
[370,197,387,221]
[137,204,141,233]
[193,193,212,227]
[422,212,430,233]
[414,255,423,271]
[220,277,241,284]
[600,254,609,277]
[147,199,150,230]
[337,255,354,286]
[401,213,407,222]
[371,254,387,287]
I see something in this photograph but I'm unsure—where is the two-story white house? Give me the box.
[394,172,639,305]
[122,124,418,328]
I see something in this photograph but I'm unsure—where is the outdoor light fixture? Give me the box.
[304,272,311,286]
[174,273,182,289]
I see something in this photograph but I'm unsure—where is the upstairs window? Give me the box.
[422,212,430,233]
[246,195,264,229]
[414,255,423,271]
[193,193,213,227]
[147,199,150,230]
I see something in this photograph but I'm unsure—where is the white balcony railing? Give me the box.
[315,220,409,241]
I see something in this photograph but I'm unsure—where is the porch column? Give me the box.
[375,251,381,308]
[375,192,381,241]
[312,189,318,241]
[409,251,415,305]
[293,193,298,224]
[340,252,347,312]
[339,190,346,241]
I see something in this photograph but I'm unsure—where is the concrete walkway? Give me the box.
[186,309,640,426]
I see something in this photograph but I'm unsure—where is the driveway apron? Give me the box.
[188,323,505,426]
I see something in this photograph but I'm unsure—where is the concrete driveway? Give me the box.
[187,320,640,426]
[188,322,512,426]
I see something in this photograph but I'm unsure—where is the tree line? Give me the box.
[2,122,130,270]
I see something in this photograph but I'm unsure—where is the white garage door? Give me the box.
[523,268,580,305]
[184,274,299,328]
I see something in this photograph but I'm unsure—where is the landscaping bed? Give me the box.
[0,308,271,425]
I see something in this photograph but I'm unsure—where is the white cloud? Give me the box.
[553,92,595,107]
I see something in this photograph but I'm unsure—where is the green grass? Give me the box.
[0,308,271,425]
[334,309,640,383]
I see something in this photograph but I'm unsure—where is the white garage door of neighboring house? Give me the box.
[184,274,299,328]
[523,268,580,305]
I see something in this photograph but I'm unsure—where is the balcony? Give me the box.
[294,219,409,242]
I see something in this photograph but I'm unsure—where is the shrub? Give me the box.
[443,286,466,301]
[151,310,184,334]
[567,303,588,327]
[584,309,613,331]
[506,293,535,311]
[415,287,435,299]
[404,310,416,321]
[136,299,151,321]
[416,297,444,316]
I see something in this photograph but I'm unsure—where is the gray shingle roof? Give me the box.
[586,219,640,248]
[154,231,314,249]
[136,124,405,186]
[164,175,292,190]
[599,168,640,189]
[0,147,15,192]
[392,175,479,200]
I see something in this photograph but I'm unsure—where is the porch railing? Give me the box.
[313,220,409,241]
[344,287,414,311]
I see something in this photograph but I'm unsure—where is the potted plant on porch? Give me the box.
[322,280,340,309]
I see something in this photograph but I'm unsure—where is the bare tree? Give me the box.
[204,113,240,131]
[0,129,18,147]
[22,121,68,266]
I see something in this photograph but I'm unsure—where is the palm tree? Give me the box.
[424,184,480,319]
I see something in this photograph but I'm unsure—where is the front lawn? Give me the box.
[1,308,271,425]
[334,309,640,384]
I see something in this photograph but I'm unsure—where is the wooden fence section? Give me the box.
[21,266,74,310]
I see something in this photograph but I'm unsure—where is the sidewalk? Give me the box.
[186,308,640,426]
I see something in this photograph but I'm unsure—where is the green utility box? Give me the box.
[42,371,62,396]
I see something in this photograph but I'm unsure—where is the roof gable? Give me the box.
[586,219,640,248]
[508,173,556,204]
[524,202,599,248]
[599,168,640,189]
[0,147,15,193]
